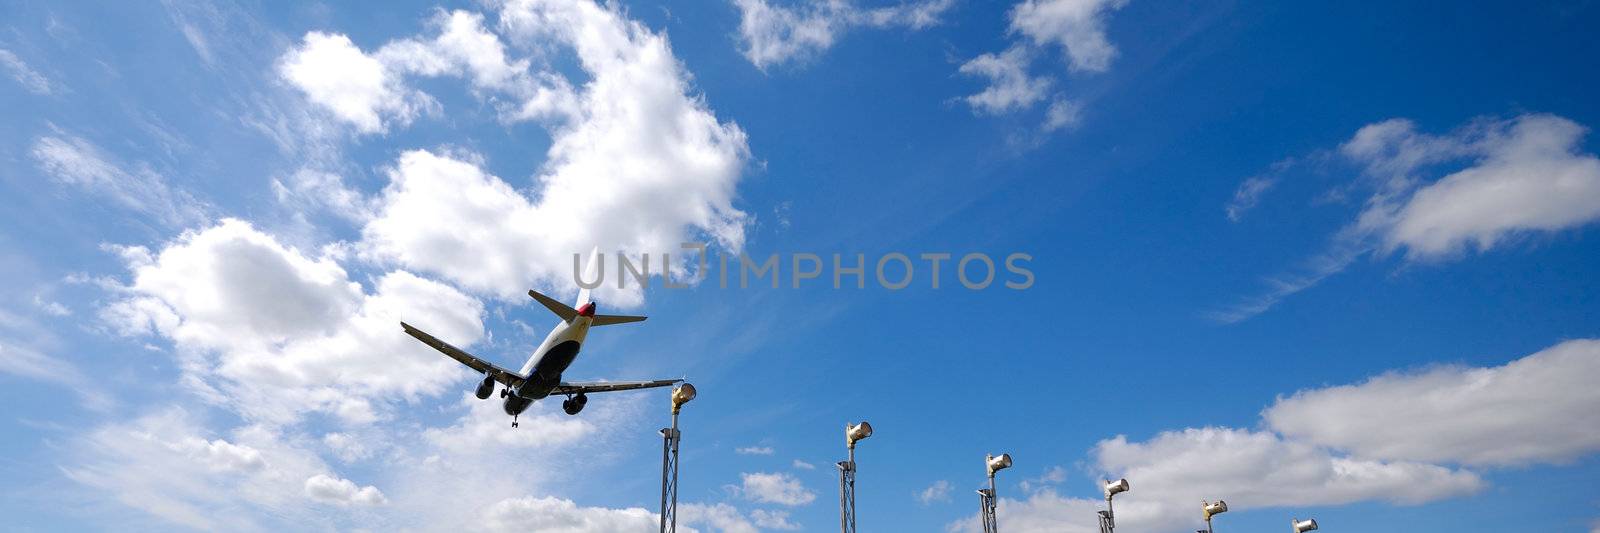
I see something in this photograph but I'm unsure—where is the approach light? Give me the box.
[1104,478,1130,499]
[846,421,873,448]
[1292,518,1318,532]
[671,383,697,413]
[1202,500,1229,520]
[986,453,1013,477]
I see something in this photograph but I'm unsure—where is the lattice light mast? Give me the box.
[977,453,1012,533]
[838,421,873,533]
[1200,500,1229,533]
[1098,478,1130,533]
[659,383,696,533]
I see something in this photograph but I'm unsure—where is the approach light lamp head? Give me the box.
[845,421,873,448]
[986,453,1013,477]
[670,383,697,413]
[1202,500,1229,520]
[1292,518,1318,532]
[1104,478,1130,499]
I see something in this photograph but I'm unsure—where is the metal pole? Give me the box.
[659,410,681,533]
[1099,496,1115,533]
[976,474,999,533]
[839,445,857,533]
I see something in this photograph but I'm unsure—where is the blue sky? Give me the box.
[3,0,1599,531]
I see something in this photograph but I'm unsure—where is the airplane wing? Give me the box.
[401,322,526,388]
[551,379,681,395]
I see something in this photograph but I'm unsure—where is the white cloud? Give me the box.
[958,46,1051,115]
[31,134,208,227]
[1097,428,1482,517]
[64,408,338,530]
[945,489,1102,533]
[917,479,952,505]
[371,10,580,123]
[360,0,751,306]
[679,502,759,533]
[1042,98,1080,132]
[177,437,267,473]
[732,0,953,70]
[737,445,776,455]
[305,473,388,506]
[790,459,815,470]
[1017,465,1068,493]
[1009,0,1129,73]
[483,496,658,532]
[1354,114,1600,258]
[423,392,595,454]
[954,339,1600,531]
[322,432,371,463]
[278,2,752,306]
[377,10,530,92]
[957,0,1125,130]
[32,294,71,316]
[1,48,52,94]
[948,428,1482,533]
[279,32,435,134]
[271,168,374,222]
[104,218,485,424]
[1266,338,1600,467]
[1219,113,1600,322]
[732,471,816,506]
[749,508,801,530]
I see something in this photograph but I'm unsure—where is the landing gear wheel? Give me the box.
[511,413,520,428]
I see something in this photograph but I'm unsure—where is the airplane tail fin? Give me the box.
[575,246,600,308]
[528,289,578,321]
[540,248,646,326]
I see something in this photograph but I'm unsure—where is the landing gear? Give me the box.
[562,393,588,415]
[512,413,519,428]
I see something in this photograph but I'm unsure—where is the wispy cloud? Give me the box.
[732,0,953,70]
[0,48,52,94]
[737,445,776,455]
[917,479,952,505]
[1216,113,1600,322]
[30,133,208,228]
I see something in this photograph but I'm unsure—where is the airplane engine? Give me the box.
[562,393,588,415]
[475,375,496,400]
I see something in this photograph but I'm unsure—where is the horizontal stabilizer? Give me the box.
[528,289,578,321]
[591,314,647,326]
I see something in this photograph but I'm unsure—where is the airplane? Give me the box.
[400,278,678,428]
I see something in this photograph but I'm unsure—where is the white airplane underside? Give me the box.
[401,283,676,428]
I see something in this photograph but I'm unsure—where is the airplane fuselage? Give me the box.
[503,315,592,416]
